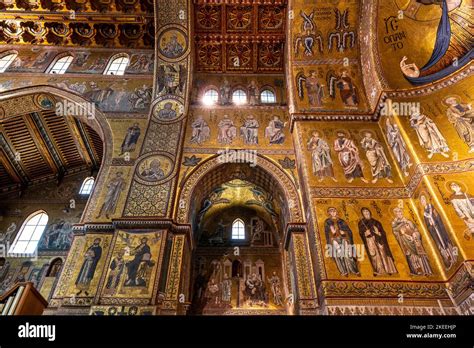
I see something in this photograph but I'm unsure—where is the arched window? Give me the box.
[231,219,245,240]
[232,89,247,105]
[9,211,49,255]
[202,89,219,105]
[0,52,17,73]
[79,177,95,195]
[104,54,129,75]
[46,258,63,278]
[48,55,74,74]
[260,89,276,104]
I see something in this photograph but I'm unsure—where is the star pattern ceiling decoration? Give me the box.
[194,0,286,74]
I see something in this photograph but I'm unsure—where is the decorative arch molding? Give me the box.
[0,85,113,224]
[175,154,304,225]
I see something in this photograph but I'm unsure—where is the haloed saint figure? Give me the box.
[324,207,360,276]
[75,238,102,296]
[358,208,398,276]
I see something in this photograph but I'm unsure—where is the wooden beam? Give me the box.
[64,116,95,168]
[22,114,59,175]
[0,149,22,184]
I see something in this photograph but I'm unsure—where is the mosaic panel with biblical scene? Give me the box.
[101,230,165,299]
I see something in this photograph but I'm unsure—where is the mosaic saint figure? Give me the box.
[0,222,16,244]
[244,273,267,307]
[324,207,360,276]
[240,115,259,145]
[205,278,220,307]
[391,208,433,276]
[419,194,457,269]
[125,237,153,287]
[327,70,359,107]
[386,118,412,176]
[162,34,184,58]
[140,159,165,181]
[267,271,283,306]
[307,131,336,182]
[305,71,324,107]
[336,70,359,106]
[265,116,285,144]
[190,116,211,145]
[221,273,232,305]
[220,79,232,105]
[358,208,398,276]
[157,102,177,120]
[409,107,450,158]
[449,182,474,240]
[97,172,125,219]
[130,85,152,109]
[0,259,10,283]
[444,96,474,153]
[217,115,237,144]
[248,80,259,105]
[360,131,393,184]
[120,123,141,155]
[105,251,125,294]
[75,238,102,296]
[297,71,324,107]
[334,131,368,183]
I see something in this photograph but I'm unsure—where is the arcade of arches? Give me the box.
[0,0,472,315]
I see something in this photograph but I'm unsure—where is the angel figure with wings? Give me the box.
[246,186,279,226]
[197,187,231,225]
[296,71,324,107]
[326,70,359,107]
[156,64,187,96]
[294,11,323,57]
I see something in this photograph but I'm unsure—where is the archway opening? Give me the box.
[0,90,106,298]
[186,162,292,315]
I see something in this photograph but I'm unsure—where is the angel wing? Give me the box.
[326,70,339,99]
[334,9,342,30]
[294,37,302,56]
[342,9,350,29]
[296,72,306,100]
[250,186,265,198]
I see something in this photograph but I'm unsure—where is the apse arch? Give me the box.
[176,154,303,233]
[0,85,113,224]
[180,155,302,315]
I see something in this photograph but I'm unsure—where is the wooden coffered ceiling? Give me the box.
[0,110,102,192]
[194,0,286,73]
[0,0,154,48]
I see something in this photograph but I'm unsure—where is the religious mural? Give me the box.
[298,122,404,187]
[378,0,473,88]
[315,197,446,280]
[191,252,285,314]
[290,1,370,113]
[185,108,290,150]
[101,231,165,299]
[52,233,112,300]
[0,0,473,319]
